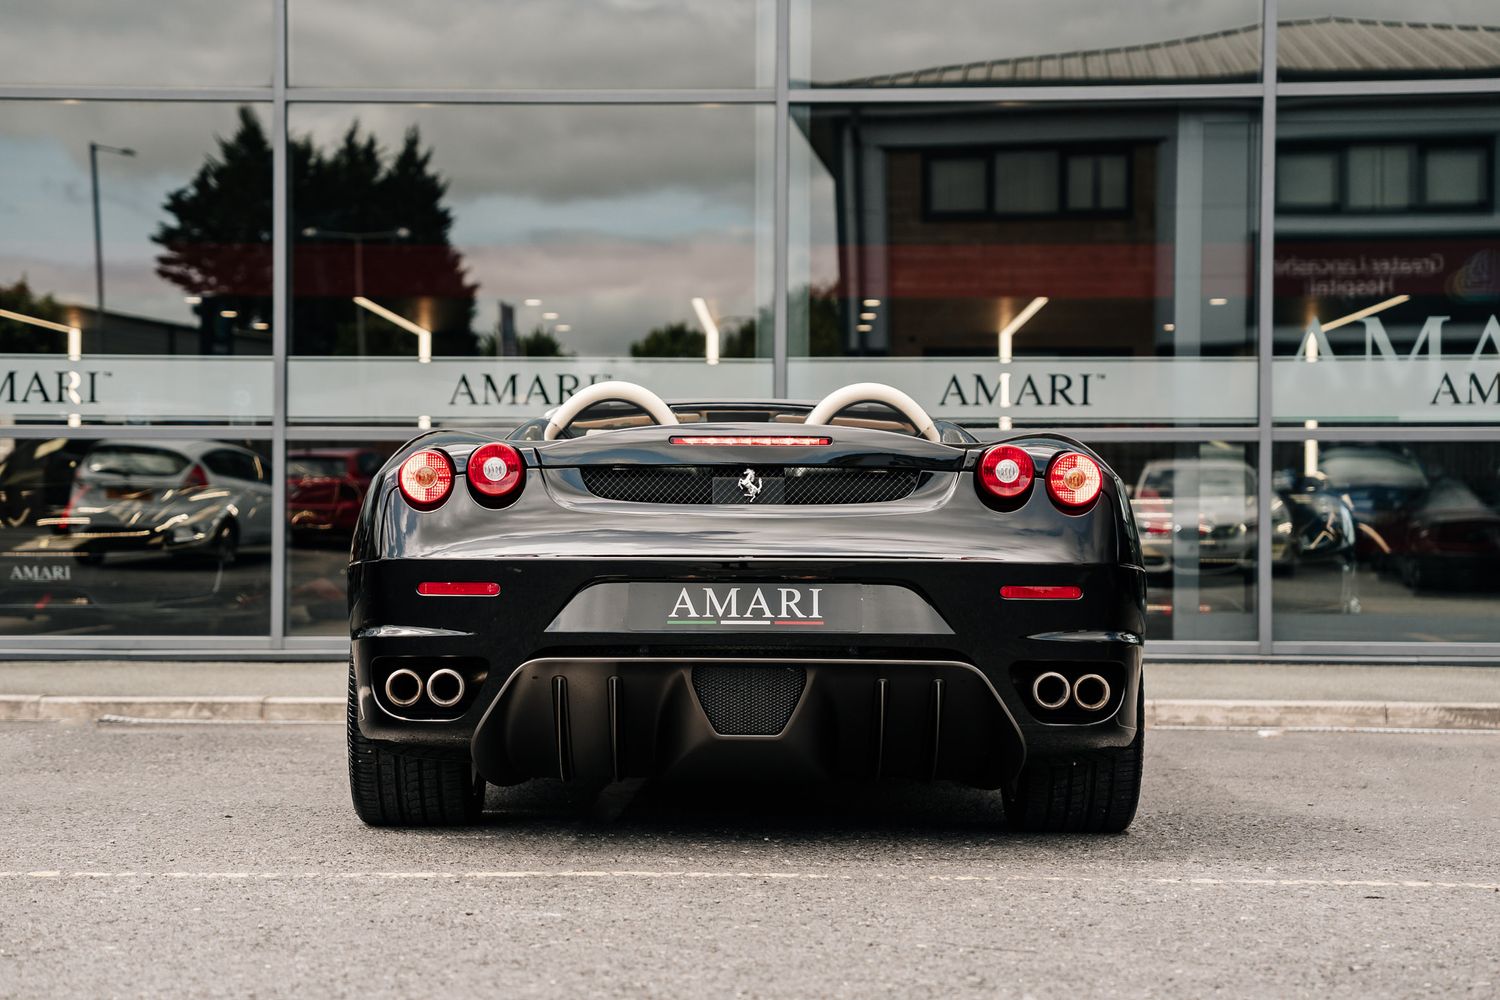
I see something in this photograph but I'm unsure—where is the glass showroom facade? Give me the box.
[1,1,1499,656]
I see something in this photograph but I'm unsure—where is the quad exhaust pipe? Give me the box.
[384,668,424,708]
[383,666,467,711]
[1072,673,1111,712]
[1031,671,1071,710]
[1031,671,1112,713]
[426,668,467,709]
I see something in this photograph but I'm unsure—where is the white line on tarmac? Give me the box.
[0,870,1496,892]
[1155,725,1500,735]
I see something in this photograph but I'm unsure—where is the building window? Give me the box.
[1276,140,1492,213]
[1065,152,1130,212]
[925,145,1133,219]
[927,156,989,214]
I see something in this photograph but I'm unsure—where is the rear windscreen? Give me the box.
[84,446,190,477]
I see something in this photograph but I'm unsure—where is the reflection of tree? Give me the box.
[153,107,274,343]
[0,279,69,353]
[518,328,572,357]
[630,320,757,358]
[798,282,844,356]
[152,107,479,356]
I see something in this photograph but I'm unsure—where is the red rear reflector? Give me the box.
[1046,452,1103,508]
[977,444,1034,499]
[466,442,524,498]
[398,449,454,509]
[1001,585,1083,600]
[417,581,500,597]
[669,435,832,446]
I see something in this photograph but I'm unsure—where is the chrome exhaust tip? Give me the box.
[426,667,466,710]
[1072,673,1111,712]
[1031,671,1072,710]
[384,668,424,709]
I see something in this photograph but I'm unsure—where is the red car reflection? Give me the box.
[287,449,385,537]
[1398,480,1500,592]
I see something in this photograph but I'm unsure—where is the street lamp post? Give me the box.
[302,226,410,355]
[89,142,136,341]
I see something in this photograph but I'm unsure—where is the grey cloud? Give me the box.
[291,103,771,206]
[0,0,271,86]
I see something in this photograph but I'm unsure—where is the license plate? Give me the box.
[626,582,860,632]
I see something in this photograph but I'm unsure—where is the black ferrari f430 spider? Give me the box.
[347,381,1146,832]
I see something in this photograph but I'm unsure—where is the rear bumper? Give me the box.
[350,556,1145,791]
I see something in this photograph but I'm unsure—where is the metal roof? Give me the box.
[839,16,1500,86]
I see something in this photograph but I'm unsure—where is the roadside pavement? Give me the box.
[1,657,1498,729]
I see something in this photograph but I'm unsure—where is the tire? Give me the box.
[212,520,239,567]
[1003,685,1144,834]
[346,662,484,826]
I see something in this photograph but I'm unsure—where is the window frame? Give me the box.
[922,142,1136,222]
[1275,137,1494,215]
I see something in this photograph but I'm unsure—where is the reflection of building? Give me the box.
[3,8,1500,654]
[798,103,1254,359]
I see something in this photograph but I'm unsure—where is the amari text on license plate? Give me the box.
[626,582,861,632]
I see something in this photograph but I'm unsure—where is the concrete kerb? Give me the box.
[2,695,1499,729]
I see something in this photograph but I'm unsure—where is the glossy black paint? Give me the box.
[349,416,1146,793]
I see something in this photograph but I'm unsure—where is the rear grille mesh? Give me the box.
[692,665,807,736]
[579,466,922,505]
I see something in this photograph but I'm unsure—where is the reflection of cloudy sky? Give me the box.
[0,0,272,86]
[291,0,772,89]
[292,104,773,351]
[1,1,771,89]
[0,102,256,332]
[799,0,1500,81]
[1,101,772,354]
[800,0,1261,81]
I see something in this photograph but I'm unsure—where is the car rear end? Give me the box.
[348,421,1146,830]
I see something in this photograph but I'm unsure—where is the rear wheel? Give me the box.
[346,662,483,826]
[1003,685,1144,833]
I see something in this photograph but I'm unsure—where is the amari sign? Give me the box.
[0,356,271,422]
[1275,315,1500,422]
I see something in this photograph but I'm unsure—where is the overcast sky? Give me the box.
[5,1,1499,89]
[0,101,771,352]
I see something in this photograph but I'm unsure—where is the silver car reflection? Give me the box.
[1131,459,1295,577]
[48,440,273,564]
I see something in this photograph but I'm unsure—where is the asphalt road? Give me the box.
[1,722,1497,999]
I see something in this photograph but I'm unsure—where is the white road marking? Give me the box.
[1156,725,1500,736]
[0,870,1495,892]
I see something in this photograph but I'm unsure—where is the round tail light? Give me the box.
[1047,452,1103,509]
[466,442,525,500]
[977,445,1034,500]
[397,449,454,509]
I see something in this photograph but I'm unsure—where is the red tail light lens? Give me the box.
[183,463,209,489]
[1001,585,1083,600]
[417,581,500,597]
[1047,452,1103,509]
[466,442,524,499]
[397,449,454,509]
[977,445,1034,499]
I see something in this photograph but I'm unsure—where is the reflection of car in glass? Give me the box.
[347,381,1146,832]
[288,448,383,538]
[1395,480,1500,592]
[1314,446,1429,564]
[0,439,271,632]
[0,438,90,530]
[1131,459,1286,577]
[56,440,272,564]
